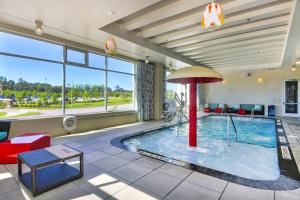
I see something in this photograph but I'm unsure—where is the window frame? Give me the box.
[0,31,137,119]
[0,31,64,62]
[66,47,88,66]
[88,52,106,69]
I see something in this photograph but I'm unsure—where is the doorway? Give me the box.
[283,80,299,117]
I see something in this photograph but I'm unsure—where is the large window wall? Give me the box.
[0,32,135,119]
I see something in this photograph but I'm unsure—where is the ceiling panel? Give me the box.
[1,0,297,72]
[139,0,290,38]
[100,0,296,71]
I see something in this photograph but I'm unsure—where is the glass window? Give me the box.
[0,32,137,118]
[166,83,177,100]
[0,32,63,61]
[107,57,134,74]
[89,53,105,68]
[107,72,134,111]
[65,65,105,114]
[0,55,62,119]
[165,72,177,100]
[67,49,86,64]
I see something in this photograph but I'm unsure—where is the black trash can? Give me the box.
[268,105,275,117]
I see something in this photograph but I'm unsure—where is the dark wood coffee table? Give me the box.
[18,144,83,196]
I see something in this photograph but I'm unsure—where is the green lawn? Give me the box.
[65,101,105,109]
[15,97,132,110]
[0,111,42,119]
[9,112,42,118]
[108,97,132,105]
[0,112,7,117]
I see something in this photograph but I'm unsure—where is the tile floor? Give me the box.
[0,118,299,200]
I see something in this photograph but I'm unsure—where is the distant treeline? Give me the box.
[0,76,132,100]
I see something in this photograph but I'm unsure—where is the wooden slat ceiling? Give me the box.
[101,0,294,71]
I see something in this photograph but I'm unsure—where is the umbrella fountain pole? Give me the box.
[167,66,223,147]
[189,80,197,147]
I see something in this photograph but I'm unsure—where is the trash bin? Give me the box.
[268,105,275,117]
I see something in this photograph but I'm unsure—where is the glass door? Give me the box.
[283,80,299,116]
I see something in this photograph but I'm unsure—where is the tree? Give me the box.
[51,93,59,104]
[91,85,100,98]
[15,91,25,102]
[2,89,13,98]
[83,90,90,99]
[115,85,120,92]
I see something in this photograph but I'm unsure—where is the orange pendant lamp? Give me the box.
[104,37,117,55]
[202,1,224,30]
[104,10,118,55]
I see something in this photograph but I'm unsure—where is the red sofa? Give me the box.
[0,132,50,164]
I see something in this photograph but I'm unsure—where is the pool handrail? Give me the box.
[229,114,238,141]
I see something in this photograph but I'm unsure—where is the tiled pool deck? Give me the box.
[0,118,299,200]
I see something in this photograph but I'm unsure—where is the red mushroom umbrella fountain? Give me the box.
[167,66,223,147]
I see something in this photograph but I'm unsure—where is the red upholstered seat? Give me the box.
[215,108,223,113]
[203,108,210,113]
[0,132,50,164]
[238,109,246,115]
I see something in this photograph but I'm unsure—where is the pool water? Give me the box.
[122,115,280,180]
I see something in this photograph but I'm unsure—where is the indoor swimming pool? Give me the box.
[122,115,280,181]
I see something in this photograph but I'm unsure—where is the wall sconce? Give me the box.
[296,57,300,65]
[257,77,263,83]
[35,20,44,35]
[145,56,150,64]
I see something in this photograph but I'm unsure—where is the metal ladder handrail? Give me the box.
[250,108,254,120]
[161,93,188,123]
[228,114,238,143]
[175,93,189,121]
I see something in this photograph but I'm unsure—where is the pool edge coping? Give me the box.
[110,114,300,190]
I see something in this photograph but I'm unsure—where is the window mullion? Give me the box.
[62,46,67,115]
[105,56,108,111]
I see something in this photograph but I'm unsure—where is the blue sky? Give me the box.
[0,32,134,90]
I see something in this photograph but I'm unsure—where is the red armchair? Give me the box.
[0,132,50,164]
[203,108,210,113]
[238,109,246,115]
[215,107,223,113]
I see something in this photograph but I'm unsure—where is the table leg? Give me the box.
[17,158,22,179]
[79,153,84,177]
[32,168,36,196]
